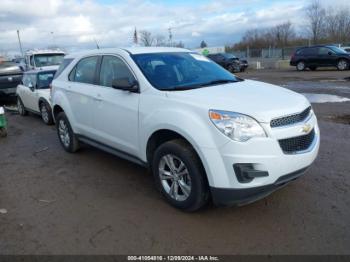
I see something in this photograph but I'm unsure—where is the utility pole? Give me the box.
[168,27,173,47]
[17,30,24,57]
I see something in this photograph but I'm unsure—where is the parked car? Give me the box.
[207,53,248,72]
[24,49,65,71]
[341,46,350,53]
[0,61,23,97]
[290,45,350,71]
[16,69,56,125]
[52,47,319,211]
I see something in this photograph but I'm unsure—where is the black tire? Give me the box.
[0,128,7,137]
[296,61,306,71]
[337,59,349,71]
[227,65,239,73]
[17,97,28,116]
[55,112,79,153]
[39,101,54,125]
[309,66,317,71]
[152,139,209,211]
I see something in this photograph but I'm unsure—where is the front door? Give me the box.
[92,55,140,156]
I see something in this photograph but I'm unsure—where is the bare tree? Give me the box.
[139,30,154,47]
[305,0,326,44]
[272,21,295,48]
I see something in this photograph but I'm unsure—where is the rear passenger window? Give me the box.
[69,56,98,84]
[99,56,135,87]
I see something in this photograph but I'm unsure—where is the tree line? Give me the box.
[227,0,350,51]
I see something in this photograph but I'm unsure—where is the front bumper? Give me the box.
[198,113,320,206]
[211,166,308,206]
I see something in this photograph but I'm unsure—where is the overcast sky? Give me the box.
[0,0,349,55]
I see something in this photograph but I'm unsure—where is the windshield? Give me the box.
[132,52,239,91]
[329,46,348,54]
[37,70,56,89]
[34,54,64,67]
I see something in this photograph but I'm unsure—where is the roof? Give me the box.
[25,49,65,55]
[65,47,191,58]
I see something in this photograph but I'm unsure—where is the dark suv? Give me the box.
[207,53,248,72]
[290,45,350,71]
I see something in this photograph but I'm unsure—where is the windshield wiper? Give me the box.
[199,79,238,87]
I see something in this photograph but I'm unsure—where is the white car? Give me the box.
[16,69,55,125]
[52,47,320,211]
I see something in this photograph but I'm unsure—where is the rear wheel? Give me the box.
[17,97,27,116]
[152,139,209,211]
[40,101,53,125]
[56,112,80,153]
[296,61,306,71]
[337,59,349,71]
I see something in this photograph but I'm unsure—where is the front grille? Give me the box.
[278,129,315,154]
[271,107,311,128]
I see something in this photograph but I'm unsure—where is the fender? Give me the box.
[52,90,77,132]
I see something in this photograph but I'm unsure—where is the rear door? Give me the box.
[93,55,140,156]
[66,56,100,137]
[304,47,318,66]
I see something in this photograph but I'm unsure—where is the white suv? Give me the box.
[52,47,320,211]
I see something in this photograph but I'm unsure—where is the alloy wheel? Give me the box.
[58,119,70,148]
[338,60,348,71]
[158,154,192,201]
[41,104,49,123]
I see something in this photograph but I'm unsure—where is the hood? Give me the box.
[0,63,23,76]
[35,65,59,71]
[166,80,310,123]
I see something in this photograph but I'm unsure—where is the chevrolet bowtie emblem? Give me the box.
[301,123,312,133]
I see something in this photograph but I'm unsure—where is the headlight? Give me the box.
[209,110,266,142]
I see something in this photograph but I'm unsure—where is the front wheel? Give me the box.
[17,97,28,116]
[40,102,54,125]
[56,112,80,153]
[337,59,349,71]
[152,139,209,211]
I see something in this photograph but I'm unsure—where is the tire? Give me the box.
[309,66,317,71]
[152,139,209,211]
[337,59,349,71]
[39,101,54,125]
[17,97,28,116]
[296,61,306,71]
[55,112,79,153]
[228,64,239,73]
[0,128,7,137]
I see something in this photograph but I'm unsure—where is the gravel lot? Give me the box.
[0,68,349,255]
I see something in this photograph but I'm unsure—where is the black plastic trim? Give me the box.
[77,135,147,167]
[211,166,309,207]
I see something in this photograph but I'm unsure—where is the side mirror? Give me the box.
[328,51,333,56]
[112,78,139,92]
[28,83,34,91]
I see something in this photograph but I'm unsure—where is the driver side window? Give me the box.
[99,56,135,87]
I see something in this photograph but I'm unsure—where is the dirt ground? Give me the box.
[0,68,350,255]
